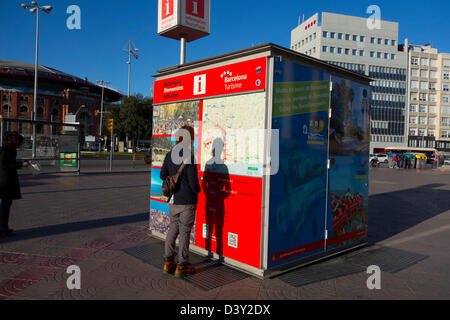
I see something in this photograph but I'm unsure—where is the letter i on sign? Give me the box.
[192,1,198,15]
[162,0,173,19]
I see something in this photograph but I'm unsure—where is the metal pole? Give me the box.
[109,131,113,172]
[128,40,131,97]
[180,36,186,65]
[32,8,40,160]
[99,83,104,152]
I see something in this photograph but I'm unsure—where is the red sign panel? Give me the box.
[161,0,174,19]
[195,172,263,269]
[154,57,267,104]
[186,0,204,18]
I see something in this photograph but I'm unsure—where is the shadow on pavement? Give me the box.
[368,183,450,244]
[0,212,149,244]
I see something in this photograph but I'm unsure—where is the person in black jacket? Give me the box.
[0,132,29,237]
[161,125,201,277]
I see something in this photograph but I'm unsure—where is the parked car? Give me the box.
[444,159,450,166]
[375,154,389,163]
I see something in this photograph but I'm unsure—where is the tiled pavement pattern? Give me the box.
[0,168,449,300]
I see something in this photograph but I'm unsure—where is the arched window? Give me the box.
[2,105,11,112]
[37,107,44,115]
[20,106,28,113]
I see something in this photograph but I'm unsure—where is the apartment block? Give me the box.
[406,45,450,153]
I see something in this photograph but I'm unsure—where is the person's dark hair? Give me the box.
[4,132,24,147]
[177,125,195,145]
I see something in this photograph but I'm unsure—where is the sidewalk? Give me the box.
[0,169,448,300]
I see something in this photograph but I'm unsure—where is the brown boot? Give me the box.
[174,264,195,278]
[163,260,176,274]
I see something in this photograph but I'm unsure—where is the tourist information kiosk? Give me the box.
[150,44,371,278]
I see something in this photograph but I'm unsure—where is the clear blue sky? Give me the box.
[1,0,449,98]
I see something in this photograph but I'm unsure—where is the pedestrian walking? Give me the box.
[160,126,201,277]
[0,132,29,237]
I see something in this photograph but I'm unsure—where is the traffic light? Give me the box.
[106,119,114,132]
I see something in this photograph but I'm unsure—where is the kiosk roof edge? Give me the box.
[152,43,372,84]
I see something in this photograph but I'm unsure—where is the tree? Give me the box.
[106,94,153,151]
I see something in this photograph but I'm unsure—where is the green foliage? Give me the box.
[106,94,153,150]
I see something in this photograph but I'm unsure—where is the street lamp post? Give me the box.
[124,40,138,97]
[96,80,109,152]
[21,1,52,159]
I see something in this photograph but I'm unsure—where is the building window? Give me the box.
[411,81,419,89]
[409,129,416,136]
[20,106,28,113]
[370,37,375,44]
[345,48,349,55]
[313,32,316,39]
[345,34,350,40]
[442,130,450,138]
[410,105,417,112]
[377,52,382,58]
[419,93,427,101]
[391,40,396,46]
[323,31,328,38]
[352,35,357,41]
[443,84,450,92]
[322,46,327,53]
[384,53,388,59]
[377,38,382,45]
[443,117,450,127]
[411,57,419,65]
[51,109,59,117]
[420,81,428,90]
[359,50,364,56]
[418,129,426,136]
[2,105,11,113]
[444,59,450,68]
[360,36,365,42]
[337,48,342,54]
[419,105,427,113]
[410,116,417,124]
[443,72,450,80]
[384,39,389,45]
[428,130,435,137]
[421,58,429,66]
[370,51,374,58]
[338,33,343,39]
[37,107,44,116]
[330,47,335,53]
[391,54,396,60]
[352,49,357,56]
[443,96,450,103]
[330,32,335,39]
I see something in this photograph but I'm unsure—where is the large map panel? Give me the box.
[200,92,266,177]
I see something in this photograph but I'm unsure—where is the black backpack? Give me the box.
[162,163,186,202]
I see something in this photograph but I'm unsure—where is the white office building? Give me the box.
[291,12,408,153]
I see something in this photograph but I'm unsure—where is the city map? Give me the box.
[200,92,266,177]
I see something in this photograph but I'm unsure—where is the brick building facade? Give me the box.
[0,60,122,138]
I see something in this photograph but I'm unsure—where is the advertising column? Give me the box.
[268,57,331,268]
[326,76,371,249]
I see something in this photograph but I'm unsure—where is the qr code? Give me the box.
[228,233,238,248]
